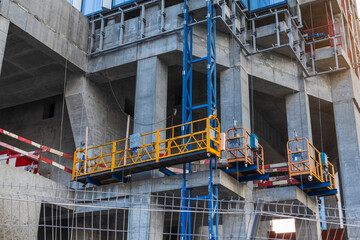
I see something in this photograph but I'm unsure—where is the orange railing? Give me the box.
[225,127,264,175]
[287,138,336,190]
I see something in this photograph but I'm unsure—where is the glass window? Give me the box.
[240,0,287,12]
[113,0,136,7]
[82,0,103,16]
[250,0,287,12]
[240,0,248,9]
[67,0,73,4]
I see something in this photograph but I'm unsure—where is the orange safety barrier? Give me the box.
[287,137,336,190]
[225,127,264,175]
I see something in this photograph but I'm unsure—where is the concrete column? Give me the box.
[333,99,360,239]
[333,99,360,204]
[65,74,126,149]
[295,216,321,240]
[195,225,223,240]
[127,193,164,240]
[126,57,167,240]
[134,56,168,135]
[222,211,247,239]
[285,91,313,142]
[132,56,168,180]
[220,40,252,240]
[331,70,360,239]
[0,16,9,73]
[255,220,272,239]
[220,40,250,132]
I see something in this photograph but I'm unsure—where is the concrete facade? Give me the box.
[0,16,9,73]
[0,163,74,240]
[0,0,360,239]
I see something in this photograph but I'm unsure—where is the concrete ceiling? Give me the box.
[0,24,78,109]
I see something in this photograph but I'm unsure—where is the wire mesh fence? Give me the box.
[0,184,359,240]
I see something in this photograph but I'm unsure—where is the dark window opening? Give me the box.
[43,103,56,119]
[175,95,182,106]
[124,98,134,117]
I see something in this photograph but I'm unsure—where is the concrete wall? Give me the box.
[0,16,9,73]
[0,0,88,72]
[87,2,230,80]
[0,95,75,183]
[0,163,73,240]
[65,74,127,149]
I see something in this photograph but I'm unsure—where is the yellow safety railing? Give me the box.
[225,127,265,175]
[72,115,221,180]
[287,137,336,190]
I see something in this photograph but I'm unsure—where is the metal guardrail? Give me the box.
[287,137,336,190]
[225,127,265,175]
[72,115,221,180]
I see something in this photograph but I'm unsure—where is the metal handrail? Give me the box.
[287,137,336,190]
[72,115,221,179]
[225,127,265,174]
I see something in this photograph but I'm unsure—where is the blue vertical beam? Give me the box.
[181,1,192,239]
[207,1,218,239]
[319,197,327,230]
[181,1,218,239]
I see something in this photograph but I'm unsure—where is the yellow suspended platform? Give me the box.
[72,115,221,184]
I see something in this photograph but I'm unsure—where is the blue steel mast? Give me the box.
[181,0,218,239]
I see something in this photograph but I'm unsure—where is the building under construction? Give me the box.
[0,0,360,239]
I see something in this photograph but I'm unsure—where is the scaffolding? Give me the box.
[74,1,348,239]
[181,0,218,238]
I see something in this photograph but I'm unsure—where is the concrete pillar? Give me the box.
[333,100,360,239]
[220,39,250,132]
[126,57,167,240]
[127,193,164,240]
[295,216,321,240]
[195,225,223,240]
[255,220,272,239]
[285,91,313,142]
[65,74,126,149]
[222,212,247,239]
[0,16,9,73]
[331,70,360,239]
[132,56,168,180]
[134,56,168,135]
[220,40,252,240]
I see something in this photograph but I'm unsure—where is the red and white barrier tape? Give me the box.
[0,128,73,160]
[0,141,72,173]
[0,149,47,161]
[264,162,289,173]
[253,175,298,188]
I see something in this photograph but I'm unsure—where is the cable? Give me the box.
[58,59,68,169]
[107,78,174,127]
[250,59,255,133]
[319,98,324,152]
